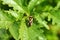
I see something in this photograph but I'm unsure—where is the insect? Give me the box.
[28,16,33,26]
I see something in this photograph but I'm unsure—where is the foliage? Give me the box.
[0,0,60,40]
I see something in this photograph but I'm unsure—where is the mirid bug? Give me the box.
[28,16,33,26]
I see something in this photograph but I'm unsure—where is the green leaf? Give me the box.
[19,18,29,40]
[5,10,19,19]
[9,22,19,40]
[2,0,29,14]
[34,12,49,30]
[0,29,9,40]
[28,0,38,11]
[0,21,12,29]
[54,1,60,10]
[50,10,60,24]
[28,24,46,40]
[0,10,14,21]
[14,0,26,6]
[0,10,13,29]
[13,0,29,15]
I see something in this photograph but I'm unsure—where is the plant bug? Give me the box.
[28,16,33,26]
